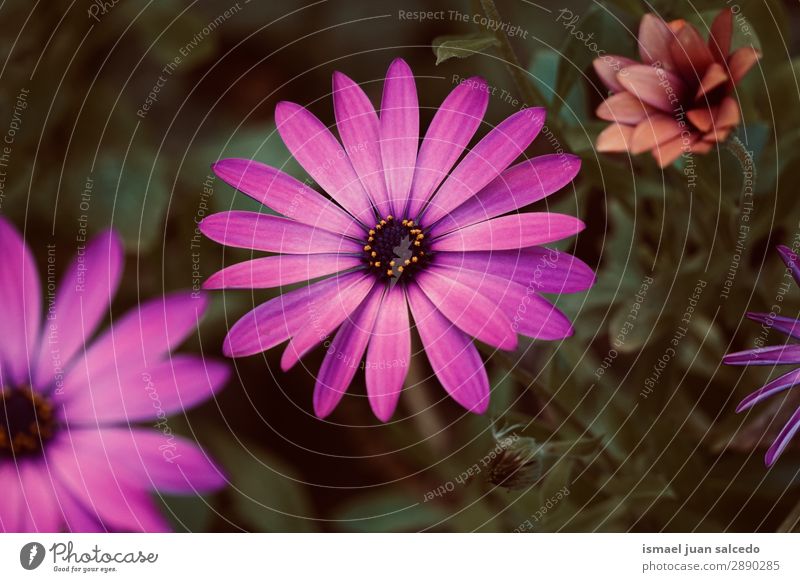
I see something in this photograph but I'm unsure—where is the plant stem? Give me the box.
[476,0,568,147]
[724,135,756,235]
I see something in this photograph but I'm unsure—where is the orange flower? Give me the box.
[593,9,760,167]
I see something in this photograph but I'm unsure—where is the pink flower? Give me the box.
[202,58,594,421]
[594,9,760,167]
[0,218,228,532]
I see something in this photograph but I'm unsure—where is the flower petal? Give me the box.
[652,134,694,168]
[432,213,585,252]
[34,230,124,389]
[777,244,800,286]
[0,463,24,531]
[709,8,733,63]
[669,23,714,80]
[716,96,741,128]
[275,101,374,224]
[746,312,800,340]
[200,211,361,254]
[596,123,634,152]
[433,248,595,294]
[723,344,800,366]
[77,428,226,494]
[332,72,391,217]
[380,58,419,215]
[694,62,729,100]
[61,355,228,424]
[638,14,676,68]
[365,286,410,421]
[221,271,366,358]
[737,368,800,413]
[727,46,760,85]
[430,265,574,340]
[593,56,637,93]
[18,461,63,532]
[405,77,489,218]
[281,275,375,370]
[686,108,714,133]
[430,154,581,237]
[765,409,800,466]
[416,269,517,350]
[422,108,546,225]
[212,159,362,238]
[204,254,361,290]
[56,481,105,532]
[49,435,171,532]
[313,285,383,418]
[0,217,41,386]
[618,65,687,112]
[63,293,209,398]
[630,114,684,155]
[596,92,657,124]
[406,284,489,413]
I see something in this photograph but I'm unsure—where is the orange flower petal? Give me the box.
[593,56,637,93]
[703,127,732,143]
[597,123,634,152]
[618,65,687,112]
[652,134,695,168]
[630,114,684,154]
[596,92,656,124]
[691,140,714,154]
[686,108,714,132]
[638,14,676,68]
[695,62,729,100]
[709,8,733,63]
[716,96,740,128]
[728,46,761,84]
[670,24,714,80]
[668,19,687,34]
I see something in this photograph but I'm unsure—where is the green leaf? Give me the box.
[432,32,499,65]
[334,493,449,532]
[212,436,316,532]
[158,494,215,532]
[92,149,169,252]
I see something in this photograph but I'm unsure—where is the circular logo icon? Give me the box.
[20,542,46,570]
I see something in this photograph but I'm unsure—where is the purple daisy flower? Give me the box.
[0,218,228,532]
[202,58,594,421]
[723,245,800,466]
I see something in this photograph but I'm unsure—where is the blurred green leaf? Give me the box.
[334,493,449,532]
[158,494,215,532]
[432,32,499,65]
[213,436,316,532]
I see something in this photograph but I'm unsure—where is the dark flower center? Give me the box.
[0,387,56,458]
[362,215,431,283]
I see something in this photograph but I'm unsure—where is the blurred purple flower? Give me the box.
[0,218,228,532]
[723,245,800,466]
[202,58,594,421]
